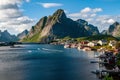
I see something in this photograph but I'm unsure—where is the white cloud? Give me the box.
[81,7,91,13]
[0,0,34,35]
[67,7,120,32]
[90,14,96,17]
[80,7,102,13]
[93,8,102,12]
[38,3,63,8]
[0,0,22,5]
[107,19,115,24]
[68,7,102,19]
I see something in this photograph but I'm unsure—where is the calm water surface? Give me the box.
[0,44,100,80]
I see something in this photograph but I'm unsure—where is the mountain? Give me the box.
[22,9,99,43]
[101,30,107,35]
[17,29,28,39]
[102,22,120,38]
[76,19,99,35]
[0,30,18,42]
[108,22,120,38]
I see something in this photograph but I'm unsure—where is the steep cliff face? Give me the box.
[101,22,120,38]
[17,29,28,39]
[41,10,90,38]
[22,9,99,42]
[0,30,18,42]
[28,16,48,38]
[101,30,107,35]
[112,22,120,38]
[108,22,119,35]
[23,16,48,42]
[76,19,99,35]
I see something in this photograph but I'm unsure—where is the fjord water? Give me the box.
[0,44,99,80]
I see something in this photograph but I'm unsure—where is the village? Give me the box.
[64,40,119,52]
[51,39,119,52]
[51,39,120,80]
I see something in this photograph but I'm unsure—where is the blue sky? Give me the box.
[21,0,120,19]
[0,0,120,34]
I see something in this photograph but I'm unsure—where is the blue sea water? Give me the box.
[0,44,99,80]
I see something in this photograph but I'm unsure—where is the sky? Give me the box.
[0,0,120,35]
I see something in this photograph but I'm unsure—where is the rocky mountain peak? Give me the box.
[76,19,99,35]
[3,30,10,36]
[108,22,120,35]
[0,30,18,42]
[4,30,8,33]
[23,29,29,34]
[22,9,99,43]
[76,19,88,25]
[52,9,67,20]
[111,22,120,38]
[102,21,120,38]
[17,29,29,39]
[101,30,107,35]
[113,22,119,26]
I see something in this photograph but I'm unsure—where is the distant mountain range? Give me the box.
[22,9,99,43]
[0,29,29,42]
[0,30,18,42]
[1,9,120,43]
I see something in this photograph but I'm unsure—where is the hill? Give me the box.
[76,35,119,41]
[22,9,99,43]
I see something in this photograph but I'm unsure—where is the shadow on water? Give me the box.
[0,44,99,80]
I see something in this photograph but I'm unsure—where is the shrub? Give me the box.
[104,74,113,80]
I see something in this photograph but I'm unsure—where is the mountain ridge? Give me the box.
[101,22,120,39]
[0,30,18,42]
[22,9,99,43]
[17,29,29,40]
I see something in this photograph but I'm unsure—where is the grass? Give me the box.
[22,32,41,42]
[104,74,113,80]
[60,35,118,42]
[73,35,118,42]
[91,45,114,50]
[83,35,118,41]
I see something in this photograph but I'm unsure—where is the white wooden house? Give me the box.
[97,40,107,46]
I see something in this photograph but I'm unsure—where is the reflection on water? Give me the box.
[0,44,99,80]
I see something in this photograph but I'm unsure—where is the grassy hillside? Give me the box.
[22,32,41,42]
[76,35,119,41]
[21,34,119,43]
